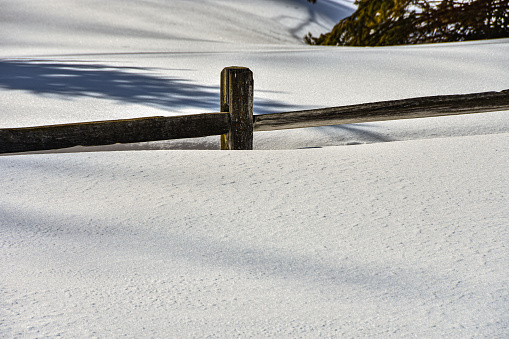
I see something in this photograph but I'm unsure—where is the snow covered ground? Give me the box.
[1,0,508,337]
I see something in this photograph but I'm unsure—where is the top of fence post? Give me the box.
[220,67,253,150]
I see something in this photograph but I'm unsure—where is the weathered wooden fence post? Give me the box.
[220,67,253,150]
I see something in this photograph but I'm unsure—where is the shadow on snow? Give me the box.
[0,59,293,115]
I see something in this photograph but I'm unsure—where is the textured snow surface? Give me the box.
[2,135,508,337]
[1,0,508,337]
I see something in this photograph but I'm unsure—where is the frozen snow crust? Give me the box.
[1,0,508,337]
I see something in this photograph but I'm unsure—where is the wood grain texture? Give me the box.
[253,90,509,131]
[220,67,231,150]
[220,67,254,150]
[0,113,229,154]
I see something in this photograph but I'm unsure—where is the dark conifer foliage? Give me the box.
[306,0,509,46]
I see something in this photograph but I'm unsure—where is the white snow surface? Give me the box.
[1,0,508,337]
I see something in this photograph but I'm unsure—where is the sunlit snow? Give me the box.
[1,0,508,337]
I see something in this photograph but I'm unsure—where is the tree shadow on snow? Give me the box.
[274,0,354,40]
[0,59,293,115]
[0,199,438,302]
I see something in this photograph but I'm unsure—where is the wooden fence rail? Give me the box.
[0,113,229,154]
[1,66,508,154]
[253,89,509,131]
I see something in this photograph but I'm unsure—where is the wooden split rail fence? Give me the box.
[1,66,509,153]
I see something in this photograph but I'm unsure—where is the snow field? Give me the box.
[1,0,508,337]
[2,133,508,337]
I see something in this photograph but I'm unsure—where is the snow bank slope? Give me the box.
[0,0,354,56]
[2,133,508,337]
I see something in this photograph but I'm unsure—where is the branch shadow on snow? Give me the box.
[0,60,292,115]
[274,0,355,41]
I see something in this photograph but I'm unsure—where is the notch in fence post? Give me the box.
[220,67,253,150]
